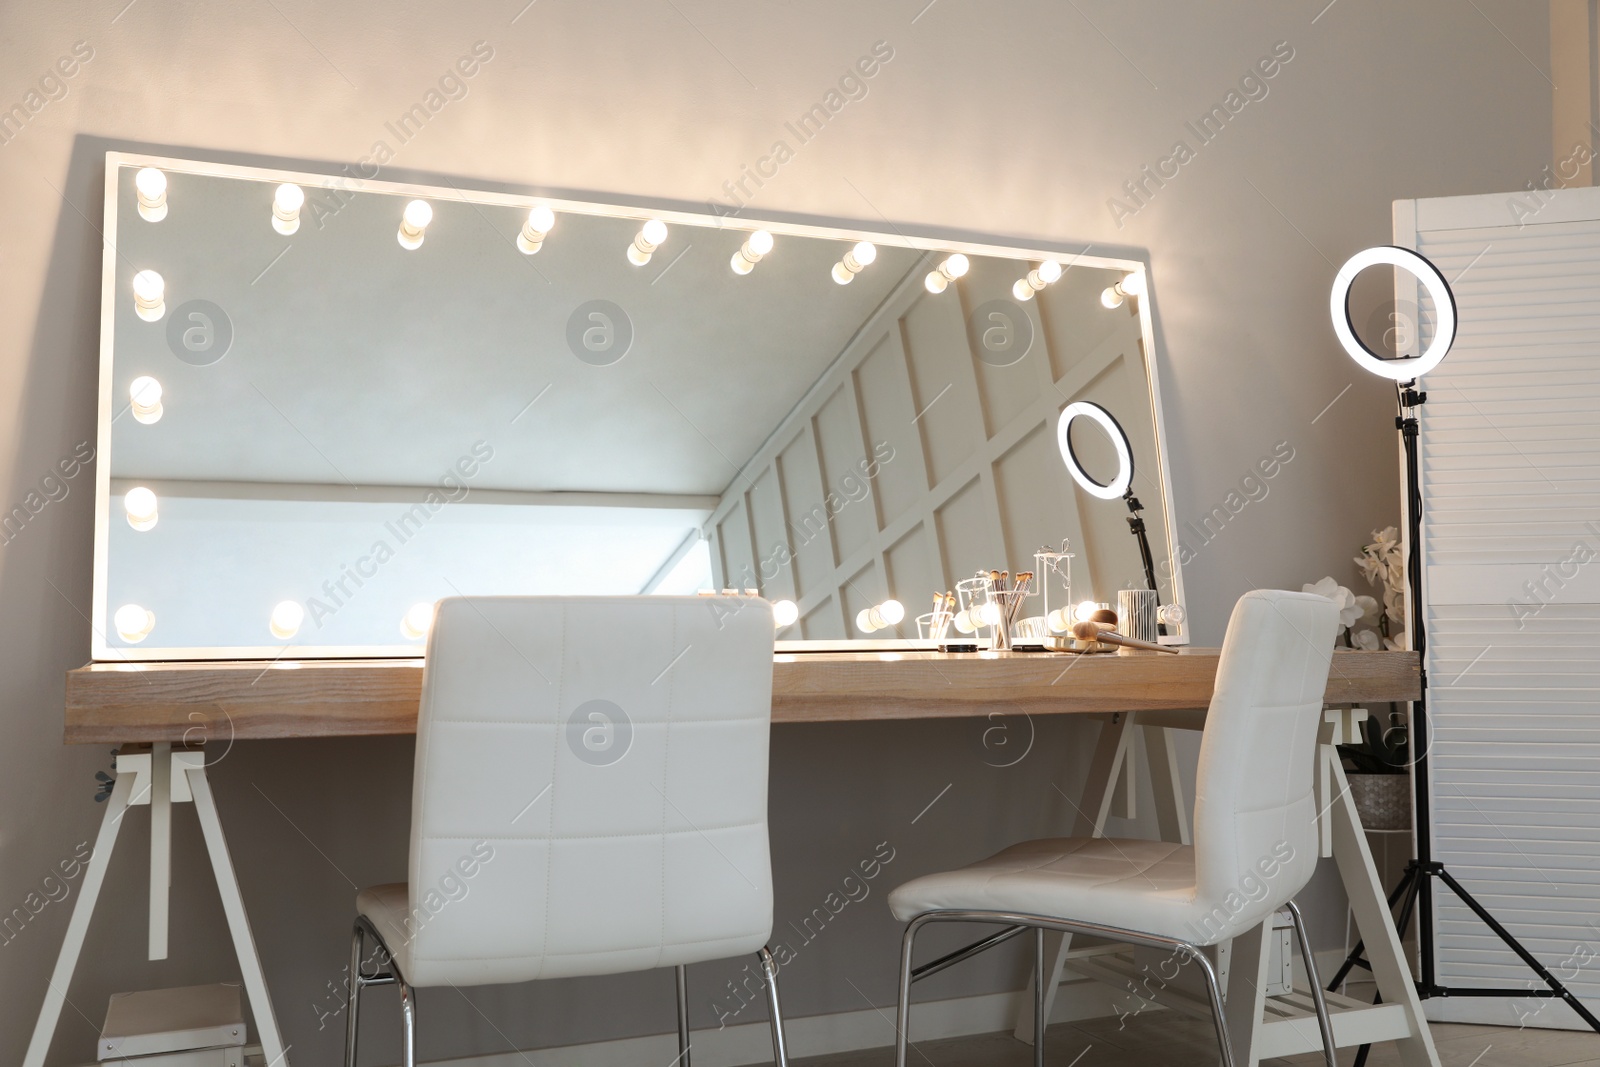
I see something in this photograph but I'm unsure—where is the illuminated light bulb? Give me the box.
[1119,270,1145,297]
[400,602,434,640]
[856,607,880,633]
[1015,259,1063,302]
[1101,285,1124,309]
[832,240,877,284]
[953,608,978,634]
[114,603,156,643]
[272,183,304,235]
[1158,602,1187,626]
[129,376,163,424]
[772,599,799,628]
[1073,600,1099,624]
[731,229,774,275]
[135,167,168,222]
[628,219,668,266]
[978,601,1001,628]
[517,205,556,255]
[1047,607,1074,633]
[879,599,905,625]
[132,270,165,322]
[397,199,433,250]
[269,600,304,640]
[924,253,970,294]
[124,486,158,531]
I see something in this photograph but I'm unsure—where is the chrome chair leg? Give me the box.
[397,975,417,1067]
[348,917,414,1067]
[675,964,692,1067]
[1182,944,1237,1067]
[1286,900,1338,1067]
[895,917,929,1067]
[1033,926,1045,1067]
[344,921,365,1067]
[757,947,790,1067]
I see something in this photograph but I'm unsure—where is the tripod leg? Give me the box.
[1435,868,1600,1033]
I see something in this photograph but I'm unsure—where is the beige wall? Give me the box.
[0,2,1550,1064]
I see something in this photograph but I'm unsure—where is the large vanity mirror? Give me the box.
[93,151,1186,658]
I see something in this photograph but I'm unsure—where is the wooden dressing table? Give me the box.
[32,647,1436,1067]
[64,647,1418,741]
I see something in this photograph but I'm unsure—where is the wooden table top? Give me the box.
[63,648,1421,744]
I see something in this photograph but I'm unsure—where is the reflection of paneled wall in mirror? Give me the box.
[96,152,1182,657]
[706,254,1175,641]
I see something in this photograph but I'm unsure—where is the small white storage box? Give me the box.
[99,983,246,1066]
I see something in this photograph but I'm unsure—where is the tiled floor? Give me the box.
[798,1018,1600,1067]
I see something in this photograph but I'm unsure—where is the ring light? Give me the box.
[1057,401,1133,499]
[1329,245,1457,380]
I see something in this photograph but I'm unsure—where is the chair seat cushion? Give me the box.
[887,838,1250,946]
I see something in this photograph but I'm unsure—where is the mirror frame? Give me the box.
[92,150,1187,659]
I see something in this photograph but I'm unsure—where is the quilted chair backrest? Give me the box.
[1189,590,1339,945]
[405,595,776,986]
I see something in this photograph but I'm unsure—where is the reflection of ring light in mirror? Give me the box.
[1057,400,1133,500]
[628,219,668,266]
[731,229,774,275]
[124,486,158,531]
[132,270,165,322]
[1330,245,1457,380]
[397,199,433,250]
[401,602,434,640]
[135,167,167,222]
[924,253,969,294]
[115,604,156,643]
[518,205,556,254]
[772,599,799,629]
[1013,259,1062,301]
[269,601,304,640]
[832,240,876,284]
[130,376,163,424]
[272,183,303,235]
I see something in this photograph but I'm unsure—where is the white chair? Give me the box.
[344,595,789,1067]
[886,590,1342,1067]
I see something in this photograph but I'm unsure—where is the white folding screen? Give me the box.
[1398,188,1600,1028]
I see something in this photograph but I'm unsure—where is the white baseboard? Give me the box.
[345,947,1385,1067]
[419,976,1141,1067]
[1423,994,1597,1032]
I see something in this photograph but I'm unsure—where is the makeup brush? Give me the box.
[1070,620,1177,654]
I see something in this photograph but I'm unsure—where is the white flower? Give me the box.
[1304,576,1362,629]
[1354,553,1383,585]
[1351,628,1381,651]
[1383,587,1406,625]
[1371,526,1400,547]
[1384,630,1407,651]
[1354,595,1379,625]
